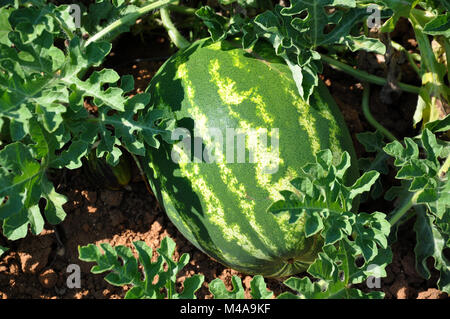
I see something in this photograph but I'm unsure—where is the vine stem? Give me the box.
[409,11,448,123]
[388,192,418,226]
[129,151,155,196]
[362,83,398,142]
[160,7,190,49]
[389,154,449,226]
[390,40,421,75]
[83,0,178,48]
[167,4,197,15]
[320,54,421,95]
[52,12,75,40]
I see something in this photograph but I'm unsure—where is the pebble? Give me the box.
[38,269,58,289]
[87,205,97,214]
[81,190,97,204]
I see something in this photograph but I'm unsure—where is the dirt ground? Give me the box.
[0,21,448,299]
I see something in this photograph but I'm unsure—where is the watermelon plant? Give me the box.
[79,236,205,299]
[0,0,449,300]
[0,0,177,242]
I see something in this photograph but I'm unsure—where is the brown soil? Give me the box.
[0,29,448,299]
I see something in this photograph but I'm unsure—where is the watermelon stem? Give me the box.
[83,0,178,48]
[361,83,398,142]
[166,4,197,15]
[128,151,155,196]
[320,54,421,95]
[391,40,422,75]
[388,191,418,226]
[160,7,191,49]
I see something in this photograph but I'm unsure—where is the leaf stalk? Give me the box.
[83,0,178,47]
[362,83,398,142]
[388,191,418,226]
[160,7,190,49]
[320,54,421,95]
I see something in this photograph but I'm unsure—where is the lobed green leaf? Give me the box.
[268,149,391,298]
[78,237,204,299]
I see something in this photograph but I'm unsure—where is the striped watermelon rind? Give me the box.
[142,38,359,277]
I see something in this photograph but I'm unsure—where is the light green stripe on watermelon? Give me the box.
[209,59,274,127]
[284,87,321,154]
[173,127,274,260]
[179,160,267,263]
[230,49,247,69]
[143,38,359,277]
[207,58,284,201]
[207,59,300,252]
[175,60,278,258]
[313,90,343,161]
[186,111,280,254]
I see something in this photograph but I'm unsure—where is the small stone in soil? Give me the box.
[8,263,19,276]
[18,233,53,275]
[87,205,97,214]
[417,288,448,299]
[81,190,97,204]
[150,218,163,234]
[389,275,411,299]
[39,269,58,289]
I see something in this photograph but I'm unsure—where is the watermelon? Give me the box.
[142,38,359,277]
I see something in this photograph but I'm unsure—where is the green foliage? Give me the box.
[279,242,390,299]
[209,276,246,299]
[0,1,174,242]
[384,129,449,218]
[80,0,143,42]
[383,129,450,293]
[423,12,450,37]
[209,275,274,299]
[424,114,450,133]
[357,131,390,200]
[414,206,450,294]
[2,0,449,300]
[218,0,273,10]
[268,149,392,298]
[79,240,277,300]
[196,2,386,102]
[0,245,7,257]
[368,0,450,127]
[78,236,204,299]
